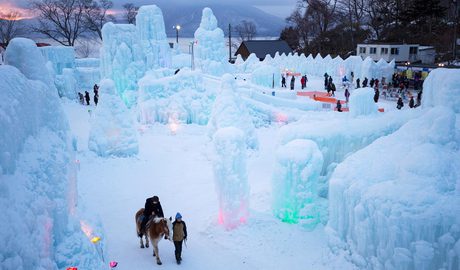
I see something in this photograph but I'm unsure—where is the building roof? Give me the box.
[358,41,419,46]
[237,40,292,59]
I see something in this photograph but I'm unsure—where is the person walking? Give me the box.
[397,97,404,110]
[173,213,187,265]
[78,92,84,105]
[84,91,90,105]
[374,88,380,103]
[356,78,361,88]
[290,76,295,90]
[94,93,99,106]
[330,82,336,97]
[324,73,329,90]
[409,96,415,108]
[300,75,306,89]
[344,88,350,103]
[362,77,368,87]
[336,100,342,112]
[281,75,286,88]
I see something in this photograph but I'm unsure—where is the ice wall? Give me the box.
[213,127,249,230]
[208,74,258,149]
[349,87,378,117]
[251,65,280,88]
[76,58,101,90]
[193,7,230,76]
[327,107,460,270]
[0,62,103,269]
[40,46,75,75]
[138,69,215,125]
[272,139,326,230]
[88,79,139,157]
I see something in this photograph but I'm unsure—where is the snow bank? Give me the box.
[272,139,326,230]
[349,87,378,117]
[213,127,249,230]
[138,69,215,125]
[327,107,460,270]
[208,74,258,149]
[0,65,104,269]
[88,79,139,157]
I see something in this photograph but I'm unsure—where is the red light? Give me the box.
[67,267,78,270]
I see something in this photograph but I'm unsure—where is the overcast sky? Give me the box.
[0,0,298,18]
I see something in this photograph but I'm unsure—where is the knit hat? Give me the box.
[175,212,182,219]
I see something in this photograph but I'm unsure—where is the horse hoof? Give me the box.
[146,244,149,248]
[157,261,162,265]
[141,246,144,249]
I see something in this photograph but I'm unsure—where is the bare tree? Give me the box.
[123,3,138,24]
[235,20,257,41]
[83,0,115,40]
[31,0,88,46]
[0,11,24,46]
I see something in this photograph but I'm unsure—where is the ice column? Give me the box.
[88,79,139,157]
[272,139,325,230]
[349,87,378,117]
[213,127,249,230]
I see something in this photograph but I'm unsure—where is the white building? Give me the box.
[357,43,435,64]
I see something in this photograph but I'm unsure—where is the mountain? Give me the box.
[119,0,286,37]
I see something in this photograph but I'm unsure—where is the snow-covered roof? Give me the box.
[238,40,292,59]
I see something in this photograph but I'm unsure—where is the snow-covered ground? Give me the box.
[64,100,356,269]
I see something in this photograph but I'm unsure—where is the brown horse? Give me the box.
[135,208,149,248]
[135,208,172,265]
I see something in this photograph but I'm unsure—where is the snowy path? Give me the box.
[63,101,355,270]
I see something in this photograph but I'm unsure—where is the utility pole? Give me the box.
[229,23,232,63]
[454,0,459,60]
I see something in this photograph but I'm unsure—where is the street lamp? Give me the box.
[174,25,181,43]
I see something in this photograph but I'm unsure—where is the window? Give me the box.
[391,48,399,55]
[381,48,388,54]
[370,47,377,54]
[359,47,366,54]
[409,46,418,54]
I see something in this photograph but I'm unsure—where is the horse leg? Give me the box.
[153,239,161,265]
[139,234,144,248]
[145,234,149,248]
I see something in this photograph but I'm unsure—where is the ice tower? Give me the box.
[272,139,325,229]
[213,127,249,230]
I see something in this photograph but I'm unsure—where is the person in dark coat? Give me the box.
[397,97,404,110]
[290,76,295,90]
[356,78,361,88]
[93,84,99,96]
[336,100,342,112]
[330,82,336,97]
[281,75,286,87]
[344,88,350,103]
[78,92,84,105]
[416,90,422,107]
[409,96,415,108]
[324,74,329,89]
[375,79,379,89]
[140,195,165,234]
[374,88,380,103]
[300,75,306,89]
[172,212,187,264]
[84,91,90,105]
[370,78,375,88]
[94,93,99,106]
[362,77,368,87]
[328,76,333,87]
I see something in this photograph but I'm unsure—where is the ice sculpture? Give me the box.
[137,69,214,125]
[327,107,460,270]
[4,38,55,92]
[0,63,104,269]
[193,7,230,76]
[349,87,378,117]
[88,79,139,157]
[272,139,325,230]
[251,65,280,88]
[422,68,460,113]
[208,74,258,149]
[212,127,249,230]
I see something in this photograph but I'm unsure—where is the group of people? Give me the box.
[281,74,308,90]
[324,73,337,97]
[141,195,187,265]
[396,90,422,110]
[78,84,99,106]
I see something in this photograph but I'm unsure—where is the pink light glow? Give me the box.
[80,220,94,239]
[275,112,288,124]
